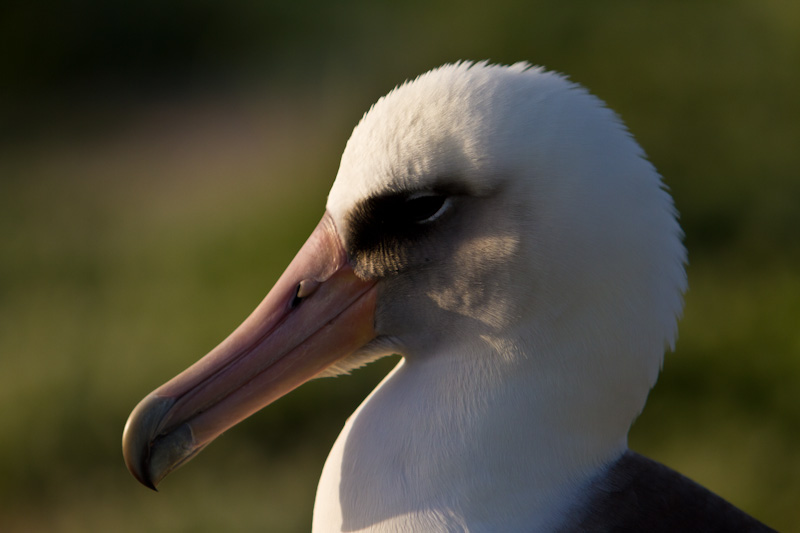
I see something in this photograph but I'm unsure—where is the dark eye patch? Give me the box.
[346,191,442,253]
[404,194,448,223]
[344,183,466,277]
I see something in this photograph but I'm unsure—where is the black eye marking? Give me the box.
[343,182,471,278]
[404,193,449,224]
[346,190,453,253]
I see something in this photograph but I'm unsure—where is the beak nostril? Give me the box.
[291,279,321,309]
[297,279,321,298]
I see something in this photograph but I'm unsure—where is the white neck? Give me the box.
[312,330,629,532]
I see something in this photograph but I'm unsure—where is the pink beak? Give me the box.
[122,212,377,489]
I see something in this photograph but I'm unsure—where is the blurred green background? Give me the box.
[1,1,798,531]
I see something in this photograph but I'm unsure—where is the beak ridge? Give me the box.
[122,212,377,489]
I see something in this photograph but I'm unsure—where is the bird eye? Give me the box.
[405,194,449,224]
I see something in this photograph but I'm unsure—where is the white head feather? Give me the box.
[316,61,687,531]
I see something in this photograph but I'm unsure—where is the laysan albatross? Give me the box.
[123,62,775,531]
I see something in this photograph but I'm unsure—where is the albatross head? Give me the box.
[123,61,686,528]
[326,60,685,440]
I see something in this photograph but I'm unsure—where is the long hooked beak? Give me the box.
[122,212,377,489]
